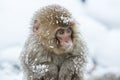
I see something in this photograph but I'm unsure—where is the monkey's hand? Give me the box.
[31,62,58,80]
[59,56,84,80]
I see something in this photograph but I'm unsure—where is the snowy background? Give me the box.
[0,0,120,80]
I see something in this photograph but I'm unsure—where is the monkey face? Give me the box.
[32,5,77,55]
[55,27,73,51]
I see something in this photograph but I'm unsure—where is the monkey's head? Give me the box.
[32,4,78,54]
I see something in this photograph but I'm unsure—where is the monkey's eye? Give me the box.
[66,27,72,33]
[57,29,64,35]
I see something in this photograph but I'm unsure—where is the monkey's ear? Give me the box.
[33,20,39,33]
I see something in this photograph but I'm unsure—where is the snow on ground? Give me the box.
[0,0,120,80]
[83,0,120,28]
[0,46,22,80]
[78,15,120,77]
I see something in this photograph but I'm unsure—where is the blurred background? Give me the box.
[0,0,120,80]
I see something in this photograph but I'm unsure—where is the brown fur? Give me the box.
[20,4,86,80]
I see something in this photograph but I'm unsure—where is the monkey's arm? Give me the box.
[23,59,58,80]
[21,52,58,80]
[59,56,85,80]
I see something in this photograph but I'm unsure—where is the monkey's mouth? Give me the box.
[61,42,73,51]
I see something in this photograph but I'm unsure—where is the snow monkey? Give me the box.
[20,4,86,80]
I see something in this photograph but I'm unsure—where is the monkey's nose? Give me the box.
[65,40,69,43]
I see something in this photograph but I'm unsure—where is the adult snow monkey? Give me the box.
[20,4,86,80]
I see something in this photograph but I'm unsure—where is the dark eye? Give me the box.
[57,29,64,35]
[67,27,71,33]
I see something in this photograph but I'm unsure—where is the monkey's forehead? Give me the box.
[34,4,75,27]
[40,4,71,16]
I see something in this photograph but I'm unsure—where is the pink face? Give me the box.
[56,27,73,50]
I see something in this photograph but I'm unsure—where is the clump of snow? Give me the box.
[60,15,72,24]
[32,64,49,74]
[49,46,54,48]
